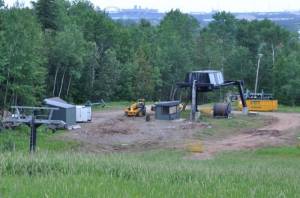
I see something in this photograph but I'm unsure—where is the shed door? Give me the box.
[161,106,169,115]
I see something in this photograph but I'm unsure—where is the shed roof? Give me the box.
[191,70,221,74]
[155,100,180,107]
[48,97,67,104]
[43,97,75,109]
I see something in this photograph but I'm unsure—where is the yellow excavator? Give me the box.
[124,99,146,117]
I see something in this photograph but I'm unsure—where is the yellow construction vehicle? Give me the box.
[124,99,146,117]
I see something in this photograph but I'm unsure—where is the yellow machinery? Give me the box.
[199,107,213,117]
[124,99,146,117]
[186,140,204,153]
[238,92,278,112]
[238,100,278,112]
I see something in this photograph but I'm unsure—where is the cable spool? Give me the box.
[213,103,231,118]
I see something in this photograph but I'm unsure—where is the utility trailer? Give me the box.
[76,105,92,122]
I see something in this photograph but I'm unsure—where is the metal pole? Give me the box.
[255,53,263,95]
[237,81,248,114]
[29,116,37,153]
[191,80,197,121]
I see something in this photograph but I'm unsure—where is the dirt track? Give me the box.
[191,112,300,159]
[64,109,300,156]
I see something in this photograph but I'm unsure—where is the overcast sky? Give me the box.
[4,0,300,13]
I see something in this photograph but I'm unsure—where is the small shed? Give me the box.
[43,97,76,127]
[154,101,181,120]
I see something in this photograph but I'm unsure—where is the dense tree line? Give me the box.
[0,0,299,109]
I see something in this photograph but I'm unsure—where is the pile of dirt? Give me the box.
[95,120,134,135]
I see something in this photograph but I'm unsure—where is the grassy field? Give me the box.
[0,126,78,152]
[1,104,300,197]
[198,114,270,139]
[1,132,300,197]
[1,147,300,197]
[92,101,155,112]
[92,101,131,111]
[181,108,270,139]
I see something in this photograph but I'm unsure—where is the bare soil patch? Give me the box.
[190,112,300,159]
[63,109,300,156]
[64,110,206,153]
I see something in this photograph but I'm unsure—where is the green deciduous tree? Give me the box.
[157,10,199,99]
[49,23,87,99]
[0,8,45,107]
[92,49,120,100]
[0,0,4,8]
[0,1,299,108]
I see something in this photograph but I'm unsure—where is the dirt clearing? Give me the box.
[63,109,300,156]
[64,110,206,152]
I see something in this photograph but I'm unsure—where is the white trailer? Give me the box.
[76,105,92,122]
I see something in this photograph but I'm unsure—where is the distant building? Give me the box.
[236,14,256,21]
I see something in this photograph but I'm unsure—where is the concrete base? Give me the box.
[190,111,201,121]
[242,107,248,115]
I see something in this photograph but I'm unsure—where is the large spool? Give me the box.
[213,103,231,118]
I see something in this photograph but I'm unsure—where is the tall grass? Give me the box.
[1,148,300,197]
[1,104,299,197]
[0,126,78,152]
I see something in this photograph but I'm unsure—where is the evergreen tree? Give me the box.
[34,0,58,31]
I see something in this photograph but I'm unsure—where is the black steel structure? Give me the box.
[2,106,64,152]
[175,70,248,119]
